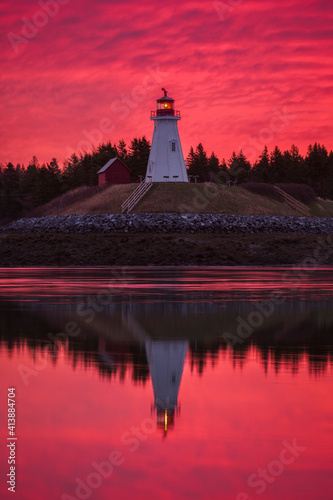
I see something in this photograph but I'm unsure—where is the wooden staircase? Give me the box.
[121,179,153,213]
[274,186,310,216]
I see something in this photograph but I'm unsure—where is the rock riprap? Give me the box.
[1,213,333,234]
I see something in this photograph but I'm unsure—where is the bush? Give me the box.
[241,182,283,201]
[275,183,316,205]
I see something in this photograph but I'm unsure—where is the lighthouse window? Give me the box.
[171,141,176,152]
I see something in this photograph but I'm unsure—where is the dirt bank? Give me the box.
[1,232,332,267]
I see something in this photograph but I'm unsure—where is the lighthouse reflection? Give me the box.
[146,338,188,435]
[98,313,188,435]
[121,314,188,435]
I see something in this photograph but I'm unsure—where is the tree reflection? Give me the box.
[1,301,333,379]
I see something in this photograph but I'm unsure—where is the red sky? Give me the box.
[1,0,332,167]
[1,344,332,500]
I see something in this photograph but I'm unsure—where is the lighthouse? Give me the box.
[145,89,189,182]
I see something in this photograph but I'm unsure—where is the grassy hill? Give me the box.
[27,182,333,218]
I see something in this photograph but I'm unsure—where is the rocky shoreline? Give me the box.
[1,213,333,267]
[2,212,333,234]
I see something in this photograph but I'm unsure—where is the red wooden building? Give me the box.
[97,158,131,186]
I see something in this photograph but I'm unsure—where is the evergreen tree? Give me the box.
[235,151,251,183]
[34,158,62,205]
[2,162,20,194]
[227,152,238,182]
[227,151,250,183]
[195,143,209,181]
[20,157,40,203]
[47,158,62,196]
[117,139,128,162]
[283,145,305,183]
[16,163,25,185]
[326,150,333,199]
[187,143,209,181]
[207,152,220,181]
[62,153,80,191]
[218,158,229,184]
[95,141,118,166]
[269,146,286,183]
[20,156,54,207]
[36,164,51,205]
[252,146,270,182]
[79,152,94,186]
[186,147,196,177]
[1,162,21,218]
[127,136,151,180]
[305,143,329,196]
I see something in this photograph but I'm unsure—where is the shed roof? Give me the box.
[97,157,131,174]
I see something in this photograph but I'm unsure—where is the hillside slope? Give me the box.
[27,182,333,218]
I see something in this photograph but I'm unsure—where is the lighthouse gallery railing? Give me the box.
[151,110,181,117]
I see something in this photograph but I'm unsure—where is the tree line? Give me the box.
[0,138,332,222]
[0,137,150,222]
[187,143,333,197]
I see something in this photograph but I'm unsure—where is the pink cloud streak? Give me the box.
[0,0,332,166]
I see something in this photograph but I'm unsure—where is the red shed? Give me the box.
[97,157,131,186]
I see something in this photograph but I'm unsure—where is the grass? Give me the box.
[134,183,299,216]
[61,184,137,215]
[28,185,108,217]
[309,198,333,217]
[22,182,333,218]
[27,184,137,217]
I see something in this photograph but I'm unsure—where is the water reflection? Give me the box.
[2,267,333,304]
[1,302,332,377]
[146,341,187,435]
[0,268,333,500]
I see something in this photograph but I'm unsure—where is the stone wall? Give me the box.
[1,213,333,234]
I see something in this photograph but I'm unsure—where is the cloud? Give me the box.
[0,0,332,166]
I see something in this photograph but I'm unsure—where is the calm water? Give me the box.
[0,267,332,500]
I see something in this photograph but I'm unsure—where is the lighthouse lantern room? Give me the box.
[145,89,188,183]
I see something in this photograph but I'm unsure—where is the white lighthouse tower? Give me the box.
[145,89,188,182]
